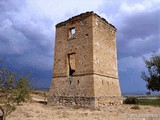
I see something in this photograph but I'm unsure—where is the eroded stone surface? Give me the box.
[49,11,122,108]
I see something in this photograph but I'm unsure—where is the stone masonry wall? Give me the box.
[92,15,118,78]
[49,75,94,97]
[53,14,93,78]
[93,74,121,97]
[49,12,122,108]
[92,15,121,98]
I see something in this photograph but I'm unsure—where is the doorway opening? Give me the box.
[68,53,75,76]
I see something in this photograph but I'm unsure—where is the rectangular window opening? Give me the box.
[69,28,75,38]
[68,53,75,76]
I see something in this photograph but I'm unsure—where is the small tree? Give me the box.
[0,67,31,120]
[14,74,31,105]
[141,53,160,92]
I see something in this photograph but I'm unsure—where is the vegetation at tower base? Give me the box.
[0,67,31,120]
[141,52,160,92]
[123,97,138,104]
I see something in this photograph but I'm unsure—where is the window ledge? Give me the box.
[68,37,76,40]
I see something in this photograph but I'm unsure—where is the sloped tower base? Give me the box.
[48,74,122,108]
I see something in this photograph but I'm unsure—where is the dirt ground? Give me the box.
[7,95,160,120]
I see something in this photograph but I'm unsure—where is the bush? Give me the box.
[0,67,31,120]
[123,97,138,104]
[14,74,31,105]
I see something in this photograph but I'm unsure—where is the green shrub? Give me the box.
[123,97,138,104]
[14,74,31,105]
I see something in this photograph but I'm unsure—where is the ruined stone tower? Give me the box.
[49,12,121,108]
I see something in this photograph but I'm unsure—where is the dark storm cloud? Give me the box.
[99,0,160,58]
[121,10,159,39]
[0,0,104,87]
[12,19,53,55]
[98,0,160,93]
[0,19,29,55]
[0,0,159,91]
[117,9,160,58]
[0,0,54,71]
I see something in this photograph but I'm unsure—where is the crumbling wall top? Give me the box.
[56,11,117,31]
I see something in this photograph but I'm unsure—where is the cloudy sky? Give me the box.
[0,0,159,94]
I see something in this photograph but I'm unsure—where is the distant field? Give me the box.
[123,94,160,98]
[123,95,160,106]
[138,99,160,106]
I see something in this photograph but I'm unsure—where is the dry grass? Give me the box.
[6,94,160,120]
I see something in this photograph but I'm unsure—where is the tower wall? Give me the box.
[48,12,122,108]
[91,14,121,107]
[52,14,93,78]
[92,15,118,77]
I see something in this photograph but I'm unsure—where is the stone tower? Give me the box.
[49,12,121,108]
